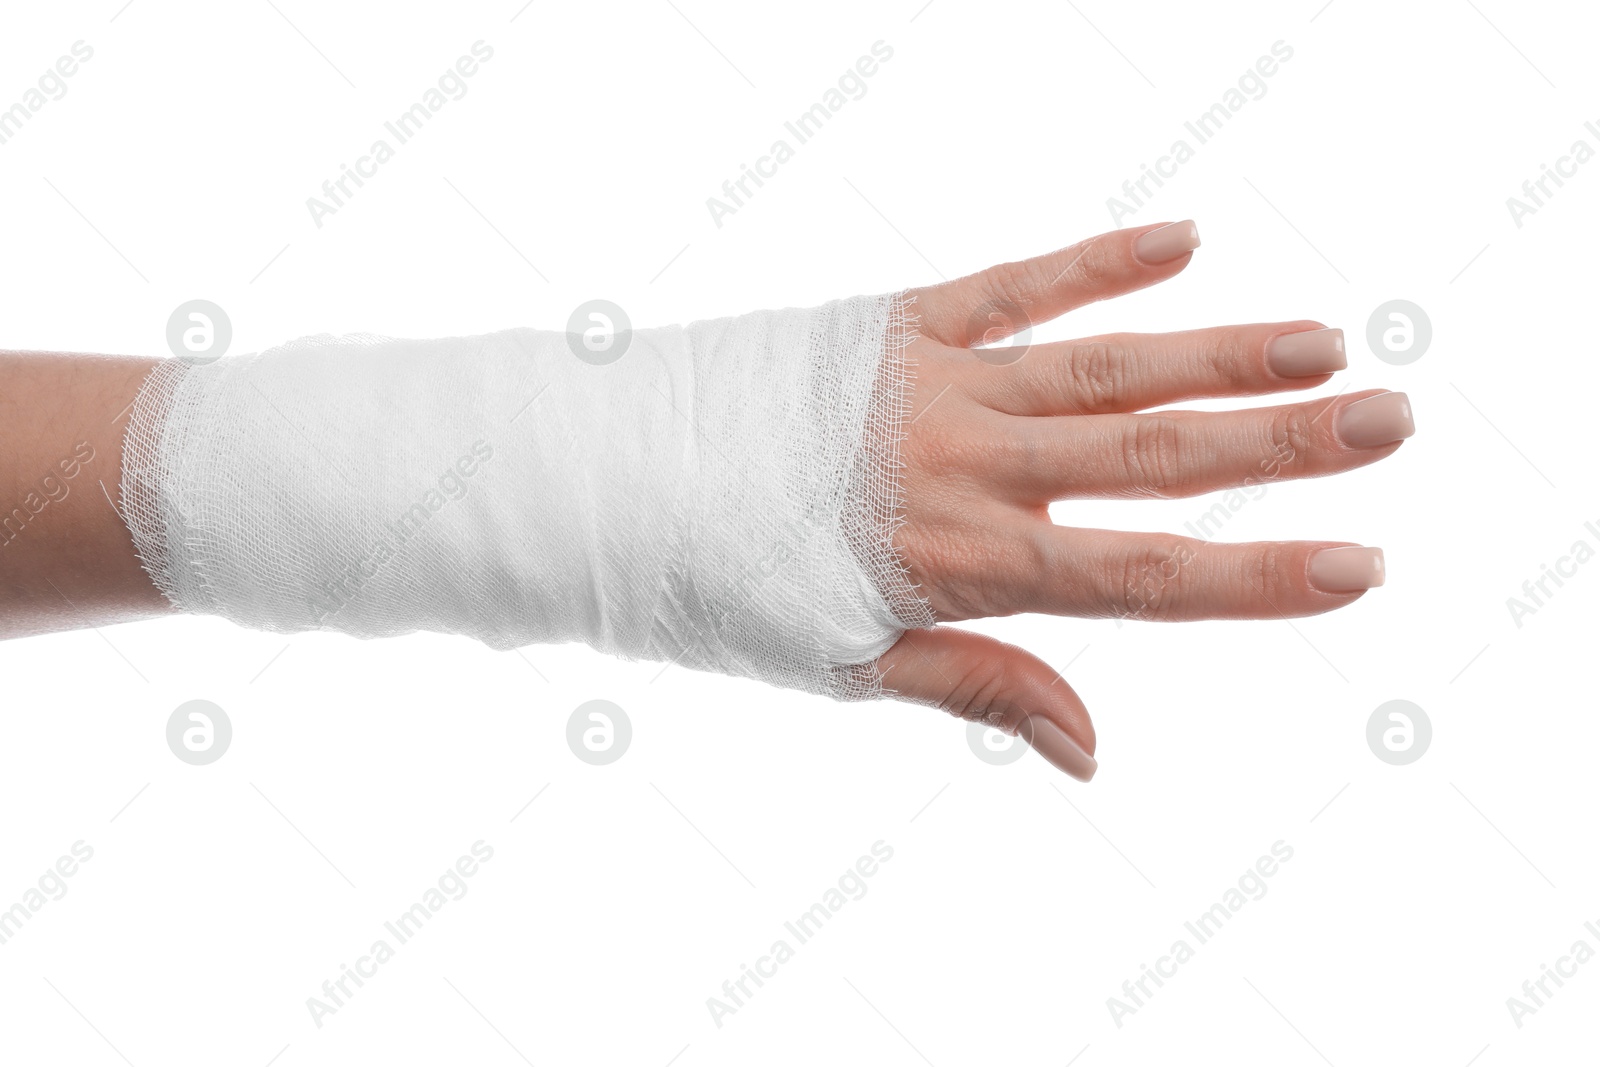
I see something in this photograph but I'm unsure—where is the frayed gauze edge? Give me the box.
[121,292,934,700]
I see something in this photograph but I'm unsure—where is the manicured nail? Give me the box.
[1267,328,1347,378]
[1336,391,1415,448]
[1308,546,1386,592]
[1134,220,1200,264]
[1023,717,1097,782]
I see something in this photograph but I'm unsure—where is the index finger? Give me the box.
[910,220,1201,348]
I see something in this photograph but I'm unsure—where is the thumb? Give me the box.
[874,627,1098,782]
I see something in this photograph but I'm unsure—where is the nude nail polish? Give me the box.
[1267,328,1347,377]
[1134,220,1200,264]
[1308,546,1385,592]
[1023,717,1097,782]
[1336,392,1415,448]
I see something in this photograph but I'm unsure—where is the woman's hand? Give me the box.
[873,221,1415,781]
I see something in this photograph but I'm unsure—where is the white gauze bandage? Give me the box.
[120,294,934,699]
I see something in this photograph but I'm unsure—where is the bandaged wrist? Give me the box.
[120,294,933,699]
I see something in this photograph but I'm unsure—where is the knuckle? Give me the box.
[1063,340,1127,411]
[1116,540,1192,621]
[1266,405,1316,472]
[942,659,1011,727]
[1240,544,1295,609]
[1199,330,1261,390]
[1119,415,1183,495]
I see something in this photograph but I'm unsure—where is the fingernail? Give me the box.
[1335,391,1415,448]
[1134,220,1201,264]
[1267,328,1347,377]
[1023,717,1097,782]
[1308,546,1385,592]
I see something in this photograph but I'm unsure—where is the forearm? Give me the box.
[0,299,923,705]
[0,350,171,637]
[109,306,924,698]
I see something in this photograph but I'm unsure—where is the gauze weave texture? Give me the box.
[121,293,934,699]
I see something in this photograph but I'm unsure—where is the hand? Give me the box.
[872,221,1415,781]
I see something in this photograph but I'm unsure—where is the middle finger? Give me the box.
[992,388,1415,502]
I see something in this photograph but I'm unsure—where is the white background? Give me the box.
[0,0,1595,1063]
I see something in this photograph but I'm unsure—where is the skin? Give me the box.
[0,351,170,637]
[0,222,1408,773]
[872,222,1406,764]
